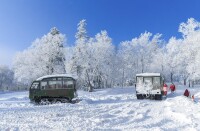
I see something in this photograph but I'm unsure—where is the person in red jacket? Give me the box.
[170,83,176,94]
[163,83,168,96]
[184,89,190,97]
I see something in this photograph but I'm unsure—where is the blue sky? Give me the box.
[0,0,200,66]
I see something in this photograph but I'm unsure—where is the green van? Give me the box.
[29,74,77,104]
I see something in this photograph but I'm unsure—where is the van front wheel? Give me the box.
[34,97,41,104]
[136,94,144,99]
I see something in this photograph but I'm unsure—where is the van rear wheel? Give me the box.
[155,94,162,100]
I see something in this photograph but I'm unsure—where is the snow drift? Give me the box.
[0,85,200,130]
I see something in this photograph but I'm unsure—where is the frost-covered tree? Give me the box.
[79,30,115,90]
[129,32,161,73]
[179,18,200,84]
[91,30,115,88]
[70,20,115,91]
[65,46,74,73]
[70,19,89,90]
[38,27,66,75]
[164,37,183,82]
[117,32,162,86]
[162,18,200,85]
[179,18,200,38]
[0,65,14,90]
[149,47,165,75]
[117,41,137,87]
[13,27,66,83]
[71,19,88,76]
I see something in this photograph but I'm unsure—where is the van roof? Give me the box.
[36,74,77,81]
[136,73,161,77]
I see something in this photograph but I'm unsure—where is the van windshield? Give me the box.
[137,77,143,84]
[153,77,160,86]
[30,82,39,89]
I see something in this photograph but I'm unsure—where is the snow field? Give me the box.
[0,86,200,130]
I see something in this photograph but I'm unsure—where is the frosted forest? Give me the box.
[1,18,200,91]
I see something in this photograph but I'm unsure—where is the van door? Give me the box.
[29,81,40,100]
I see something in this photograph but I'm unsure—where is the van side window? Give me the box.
[41,81,48,89]
[57,78,62,81]
[56,80,62,89]
[49,81,57,89]
[63,78,74,88]
[48,79,62,89]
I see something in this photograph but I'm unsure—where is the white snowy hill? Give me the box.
[0,85,200,130]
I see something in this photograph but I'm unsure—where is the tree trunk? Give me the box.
[0,80,2,90]
[184,79,186,85]
[88,83,93,92]
[192,80,194,87]
[122,68,124,88]
[170,72,173,83]
[105,79,108,88]
[189,80,190,87]
[141,57,144,73]
[98,75,101,88]
[86,70,93,92]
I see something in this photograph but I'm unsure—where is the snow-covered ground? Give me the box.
[0,85,200,130]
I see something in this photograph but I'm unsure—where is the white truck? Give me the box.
[135,73,164,100]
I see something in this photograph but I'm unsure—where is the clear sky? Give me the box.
[0,0,200,66]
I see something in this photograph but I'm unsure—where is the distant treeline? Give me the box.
[1,18,200,91]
